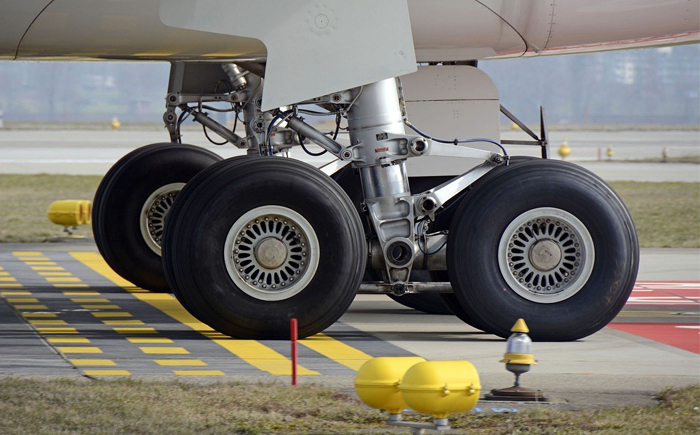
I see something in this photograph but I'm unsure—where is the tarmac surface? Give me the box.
[0,242,697,412]
[0,129,698,181]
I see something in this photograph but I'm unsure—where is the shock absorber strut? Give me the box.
[346,79,415,283]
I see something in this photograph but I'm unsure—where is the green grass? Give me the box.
[0,174,101,242]
[0,175,697,248]
[609,181,700,248]
[0,380,697,435]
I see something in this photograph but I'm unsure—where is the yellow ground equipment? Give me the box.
[558,139,571,159]
[354,356,426,414]
[400,360,481,418]
[47,200,92,235]
[355,357,480,433]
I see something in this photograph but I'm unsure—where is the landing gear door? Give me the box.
[159,0,417,111]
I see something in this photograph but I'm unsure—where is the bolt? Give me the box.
[271,285,276,289]
[296,270,300,274]
[281,282,286,286]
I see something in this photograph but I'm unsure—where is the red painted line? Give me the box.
[608,323,699,354]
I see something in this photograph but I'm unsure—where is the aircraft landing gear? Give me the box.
[92,143,222,291]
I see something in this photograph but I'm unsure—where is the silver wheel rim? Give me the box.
[223,206,320,301]
[139,183,185,256]
[498,207,595,303]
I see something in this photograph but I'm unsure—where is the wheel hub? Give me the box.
[224,206,320,301]
[255,238,288,269]
[529,240,562,271]
[498,207,595,303]
[139,183,185,256]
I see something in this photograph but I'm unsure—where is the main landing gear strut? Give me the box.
[92,63,638,340]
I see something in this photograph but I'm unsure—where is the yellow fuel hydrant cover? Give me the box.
[399,360,481,418]
[354,357,426,414]
[47,200,88,226]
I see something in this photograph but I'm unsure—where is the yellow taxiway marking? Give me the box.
[173,370,224,376]
[38,272,73,276]
[63,291,100,296]
[19,257,50,261]
[102,320,144,325]
[7,298,38,303]
[84,370,131,376]
[55,284,90,288]
[127,337,173,344]
[71,251,320,376]
[31,266,65,271]
[57,347,102,354]
[155,359,207,366]
[0,277,18,282]
[113,327,156,334]
[72,298,109,303]
[12,251,43,256]
[91,312,132,318]
[0,272,10,276]
[1,291,30,296]
[22,313,58,318]
[29,320,68,325]
[82,304,121,310]
[48,337,90,344]
[37,327,78,334]
[301,333,373,371]
[13,304,48,310]
[46,277,82,283]
[70,359,116,366]
[25,262,57,266]
[0,284,23,288]
[140,347,190,355]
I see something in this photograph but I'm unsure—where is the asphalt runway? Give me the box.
[0,129,698,181]
[0,243,698,411]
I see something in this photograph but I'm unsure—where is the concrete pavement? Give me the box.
[0,242,697,412]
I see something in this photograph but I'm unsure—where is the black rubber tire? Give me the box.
[447,159,639,341]
[437,156,537,331]
[92,143,222,292]
[331,165,453,315]
[162,157,366,339]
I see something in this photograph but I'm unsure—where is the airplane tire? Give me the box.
[331,165,453,315]
[446,159,638,341]
[437,156,537,332]
[162,157,366,339]
[92,143,222,291]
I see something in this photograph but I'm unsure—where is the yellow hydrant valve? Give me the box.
[354,357,425,415]
[662,147,669,163]
[399,360,481,419]
[558,139,571,159]
[111,117,121,129]
[47,200,91,236]
[485,318,547,402]
[606,146,614,160]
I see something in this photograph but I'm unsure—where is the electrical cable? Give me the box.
[405,121,509,163]
[416,221,447,256]
[203,123,228,145]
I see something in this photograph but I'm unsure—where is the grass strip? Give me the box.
[0,174,697,248]
[0,379,697,435]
